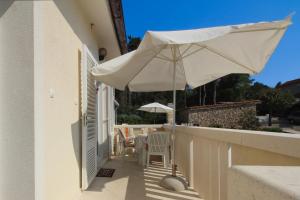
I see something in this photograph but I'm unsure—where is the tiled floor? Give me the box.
[80,156,203,200]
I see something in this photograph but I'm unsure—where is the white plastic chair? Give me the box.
[134,135,147,166]
[147,132,170,168]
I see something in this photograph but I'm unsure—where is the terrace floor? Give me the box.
[80,156,202,200]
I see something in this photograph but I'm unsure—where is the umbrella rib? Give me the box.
[154,55,173,62]
[194,44,258,74]
[231,26,288,34]
[180,44,193,57]
[152,49,173,61]
[126,46,167,87]
[181,45,206,59]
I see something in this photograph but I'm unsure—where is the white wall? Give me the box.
[0,1,35,200]
[0,1,118,199]
[34,1,98,200]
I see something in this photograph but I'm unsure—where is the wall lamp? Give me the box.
[98,48,107,61]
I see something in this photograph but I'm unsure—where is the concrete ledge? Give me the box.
[228,165,300,200]
[114,124,163,128]
[164,125,300,159]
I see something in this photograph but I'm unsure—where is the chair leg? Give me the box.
[163,155,166,168]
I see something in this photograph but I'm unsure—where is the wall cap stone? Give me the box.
[164,125,300,159]
[185,100,260,111]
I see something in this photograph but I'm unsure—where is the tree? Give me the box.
[261,89,295,126]
[199,86,202,105]
[184,85,187,108]
[217,74,252,102]
[275,81,282,88]
[213,79,220,104]
[127,35,141,51]
[203,85,206,105]
[119,36,142,106]
[246,82,270,100]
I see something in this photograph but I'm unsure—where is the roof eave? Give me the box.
[108,0,128,55]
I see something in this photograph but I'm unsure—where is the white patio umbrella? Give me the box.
[138,102,173,113]
[138,102,173,124]
[92,16,291,190]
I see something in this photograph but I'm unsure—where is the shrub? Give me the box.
[117,114,142,124]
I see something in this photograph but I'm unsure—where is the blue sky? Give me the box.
[122,0,300,87]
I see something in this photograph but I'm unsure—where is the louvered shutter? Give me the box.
[81,45,98,190]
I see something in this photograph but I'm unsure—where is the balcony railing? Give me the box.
[111,124,300,200]
[169,125,300,200]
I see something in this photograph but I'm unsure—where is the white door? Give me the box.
[81,45,98,190]
[96,83,109,168]
[101,85,109,160]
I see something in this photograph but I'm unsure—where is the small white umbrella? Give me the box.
[92,16,291,190]
[138,102,173,113]
[138,102,173,124]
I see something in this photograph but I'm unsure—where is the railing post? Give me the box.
[227,144,232,168]
[188,136,194,187]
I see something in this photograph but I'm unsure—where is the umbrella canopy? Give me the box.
[91,17,291,180]
[138,102,173,113]
[92,17,291,92]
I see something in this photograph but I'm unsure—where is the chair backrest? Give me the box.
[147,132,170,154]
[114,128,126,155]
[117,128,126,143]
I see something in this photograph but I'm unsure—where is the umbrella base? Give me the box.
[159,175,188,191]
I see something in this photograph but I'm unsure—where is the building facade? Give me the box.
[0,1,126,200]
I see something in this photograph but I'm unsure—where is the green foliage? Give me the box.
[295,93,300,98]
[246,82,296,116]
[127,35,141,52]
[260,89,295,116]
[117,114,142,124]
[238,110,260,130]
[260,127,283,133]
[116,102,168,124]
[217,74,252,102]
[275,81,282,88]
[246,82,270,100]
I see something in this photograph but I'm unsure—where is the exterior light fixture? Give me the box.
[98,48,107,61]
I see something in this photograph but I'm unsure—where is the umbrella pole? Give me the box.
[160,47,187,191]
[171,57,176,176]
[154,108,157,124]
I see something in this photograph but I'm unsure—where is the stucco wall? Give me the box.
[0,1,35,200]
[34,1,99,199]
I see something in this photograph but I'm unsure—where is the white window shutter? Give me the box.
[81,45,98,190]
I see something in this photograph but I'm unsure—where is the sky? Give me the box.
[122,0,300,87]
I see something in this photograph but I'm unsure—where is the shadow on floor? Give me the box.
[80,156,202,200]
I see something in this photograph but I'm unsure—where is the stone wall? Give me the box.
[184,101,259,129]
